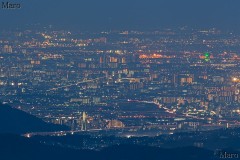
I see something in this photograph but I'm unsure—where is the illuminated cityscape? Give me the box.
[2,0,240,159]
[1,28,240,136]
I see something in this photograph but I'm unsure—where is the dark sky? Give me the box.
[1,0,240,30]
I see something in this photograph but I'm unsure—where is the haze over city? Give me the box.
[1,1,240,160]
[1,0,240,30]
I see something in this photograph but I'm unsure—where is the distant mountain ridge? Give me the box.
[0,103,69,134]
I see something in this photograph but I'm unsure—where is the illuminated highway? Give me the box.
[47,77,106,91]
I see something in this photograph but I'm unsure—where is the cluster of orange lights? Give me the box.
[232,77,240,82]
[199,55,214,59]
[139,54,163,59]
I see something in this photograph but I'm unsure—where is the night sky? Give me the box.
[0,0,240,30]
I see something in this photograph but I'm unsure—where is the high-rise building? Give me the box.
[2,45,13,53]
[107,120,125,128]
[80,112,87,131]
[174,74,194,86]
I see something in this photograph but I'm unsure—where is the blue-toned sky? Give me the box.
[0,0,240,30]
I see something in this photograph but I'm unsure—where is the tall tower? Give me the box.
[80,112,87,131]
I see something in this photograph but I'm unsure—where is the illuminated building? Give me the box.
[139,54,163,59]
[121,57,126,64]
[107,120,125,128]
[174,74,194,86]
[80,112,87,131]
[2,45,13,53]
